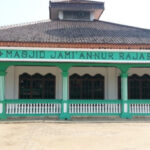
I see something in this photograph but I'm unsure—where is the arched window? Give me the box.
[128,74,140,99]
[32,73,43,99]
[141,75,150,99]
[19,73,31,99]
[118,74,150,99]
[69,74,81,99]
[69,74,104,99]
[19,73,56,99]
[44,74,56,99]
[93,74,104,99]
[118,76,121,100]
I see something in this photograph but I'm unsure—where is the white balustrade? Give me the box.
[130,104,150,114]
[69,103,121,114]
[6,103,61,115]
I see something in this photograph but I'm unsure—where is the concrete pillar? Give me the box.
[58,64,71,120]
[0,70,7,119]
[120,67,132,119]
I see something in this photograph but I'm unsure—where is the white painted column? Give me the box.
[107,68,118,100]
[5,66,15,99]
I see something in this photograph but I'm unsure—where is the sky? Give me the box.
[0,0,150,29]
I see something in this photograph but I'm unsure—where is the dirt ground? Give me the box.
[0,121,150,150]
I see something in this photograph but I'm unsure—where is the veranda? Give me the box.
[1,59,150,120]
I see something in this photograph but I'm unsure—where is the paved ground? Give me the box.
[0,121,150,150]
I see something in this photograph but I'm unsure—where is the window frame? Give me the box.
[69,73,104,100]
[63,10,91,21]
[118,74,150,99]
[19,73,56,99]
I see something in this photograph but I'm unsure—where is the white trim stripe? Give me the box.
[0,58,150,64]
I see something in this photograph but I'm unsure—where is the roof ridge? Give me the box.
[0,19,50,30]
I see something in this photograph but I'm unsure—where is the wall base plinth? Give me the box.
[0,114,7,120]
[120,113,132,119]
[59,114,71,120]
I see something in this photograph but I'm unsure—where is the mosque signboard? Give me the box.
[0,49,150,63]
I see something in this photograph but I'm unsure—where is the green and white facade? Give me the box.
[0,0,150,120]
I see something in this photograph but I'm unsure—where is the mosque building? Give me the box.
[0,0,150,120]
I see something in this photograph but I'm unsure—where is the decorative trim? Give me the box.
[62,71,69,77]
[1,49,150,63]
[0,71,6,76]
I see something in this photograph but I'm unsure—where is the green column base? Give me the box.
[120,113,132,119]
[0,114,7,120]
[59,114,71,120]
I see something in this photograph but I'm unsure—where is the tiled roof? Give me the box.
[49,1,104,10]
[0,20,150,44]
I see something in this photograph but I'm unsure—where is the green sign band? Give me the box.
[0,49,150,62]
